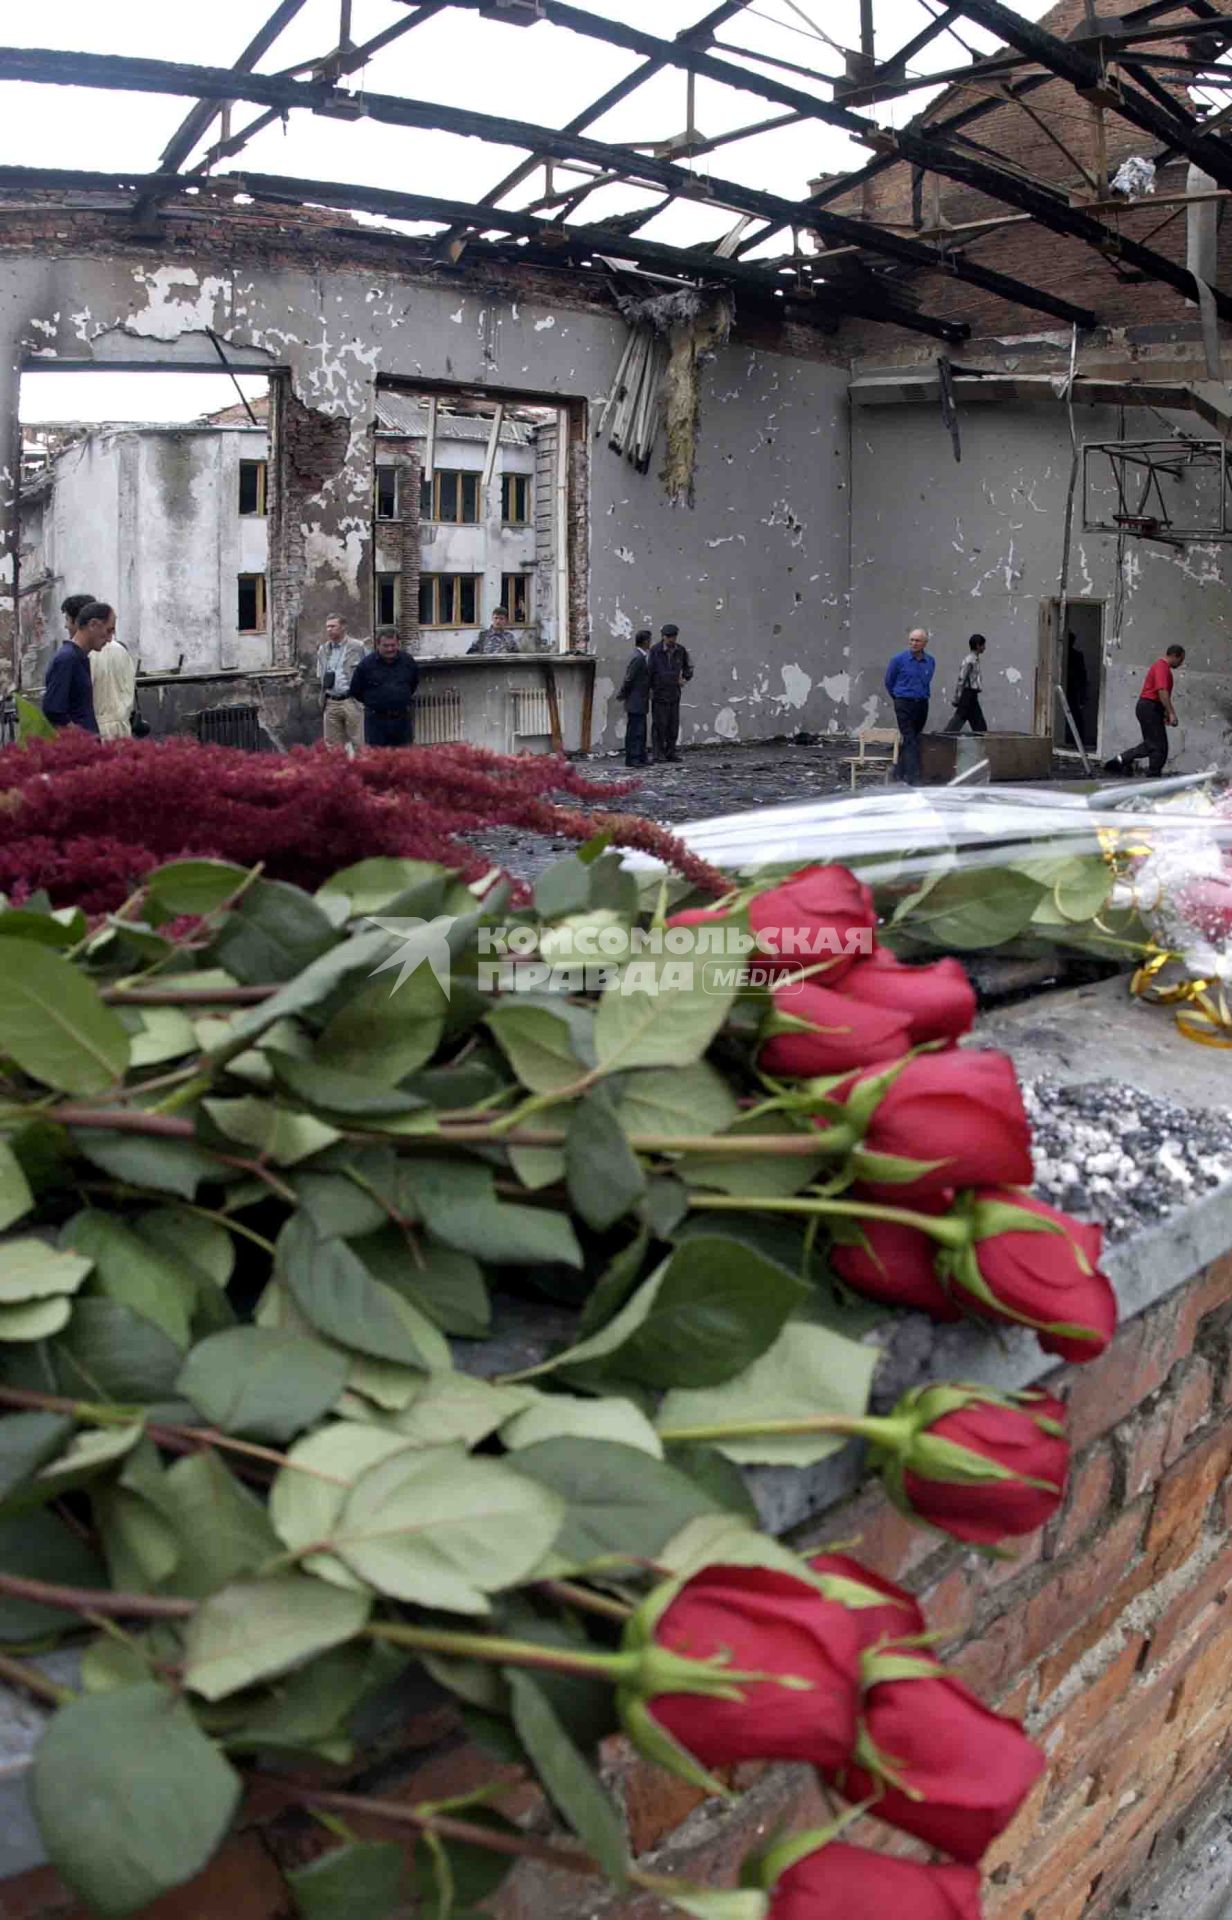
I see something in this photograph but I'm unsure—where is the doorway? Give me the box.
[1040,599,1103,754]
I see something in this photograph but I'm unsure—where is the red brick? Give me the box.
[917,1565,974,1648]
[1021,1506,1144,1670]
[605,1747,707,1856]
[1037,1632,1146,1756]
[1166,1357,1215,1466]
[1123,1400,1172,1503]
[1144,1540,1232,1671]
[950,1611,1028,1703]
[1145,1424,1232,1576]
[974,1527,1044,1594]
[1063,1298,1184,1453]
[1048,1442,1115,1559]
[1174,1251,1232,1356]
[1037,1539,1155,1700]
[810,1485,939,1586]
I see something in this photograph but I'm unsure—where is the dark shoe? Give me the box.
[666,753,682,763]
[1102,755,1124,773]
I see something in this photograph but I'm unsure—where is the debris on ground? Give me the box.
[1024,1076,1232,1238]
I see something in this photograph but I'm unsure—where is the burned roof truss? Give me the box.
[4,0,1232,342]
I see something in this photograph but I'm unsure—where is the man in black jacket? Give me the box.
[616,629,651,766]
[648,622,693,763]
[349,626,420,747]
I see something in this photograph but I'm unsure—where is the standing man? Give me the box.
[616,629,651,767]
[648,622,693,764]
[884,627,936,784]
[350,626,420,747]
[468,607,520,656]
[317,615,367,751]
[60,592,96,638]
[944,633,988,735]
[44,601,114,733]
[91,627,137,740]
[1105,645,1185,778]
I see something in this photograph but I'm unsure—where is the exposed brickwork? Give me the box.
[267,374,353,669]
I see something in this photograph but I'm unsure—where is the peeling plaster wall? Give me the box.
[0,251,852,744]
[850,403,1232,769]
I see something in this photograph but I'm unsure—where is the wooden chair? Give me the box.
[841,727,900,789]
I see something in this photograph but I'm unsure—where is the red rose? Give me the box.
[666,908,730,929]
[807,1551,926,1648]
[769,1842,982,1920]
[748,865,877,984]
[872,1386,1069,1546]
[829,1051,1033,1198]
[632,1564,862,1771]
[827,1192,962,1321]
[832,1654,1045,1863]
[840,948,976,1046]
[760,979,914,1078]
[944,1190,1117,1364]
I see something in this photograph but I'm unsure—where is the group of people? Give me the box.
[43,593,139,738]
[317,608,529,749]
[884,627,1186,784]
[614,624,695,767]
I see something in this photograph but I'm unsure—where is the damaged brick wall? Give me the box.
[398,449,422,654]
[267,374,358,669]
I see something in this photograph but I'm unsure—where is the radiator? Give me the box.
[415,688,465,744]
[195,705,263,750]
[511,687,551,736]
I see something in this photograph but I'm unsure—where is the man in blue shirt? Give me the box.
[884,627,936,785]
[43,600,114,734]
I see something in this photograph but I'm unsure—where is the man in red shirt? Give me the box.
[1104,645,1184,778]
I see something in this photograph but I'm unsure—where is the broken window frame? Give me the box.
[374,465,401,522]
[501,473,531,525]
[425,469,481,525]
[375,571,401,628]
[237,572,267,634]
[418,572,482,627]
[501,572,532,624]
[238,458,267,517]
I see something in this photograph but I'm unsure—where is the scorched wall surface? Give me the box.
[850,400,1232,771]
[0,249,853,748]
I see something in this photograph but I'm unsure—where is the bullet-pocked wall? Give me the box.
[848,398,1232,770]
[0,244,855,750]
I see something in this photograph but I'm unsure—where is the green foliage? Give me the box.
[288,1841,407,1920]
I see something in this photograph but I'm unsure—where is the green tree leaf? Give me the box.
[269,1421,416,1592]
[0,1296,71,1341]
[565,1091,646,1231]
[895,867,1044,950]
[162,1449,281,1599]
[185,1574,371,1700]
[658,1321,879,1466]
[486,1004,586,1094]
[392,1372,534,1448]
[594,959,735,1073]
[127,1007,198,1068]
[319,856,450,917]
[577,1230,649,1338]
[276,1216,451,1371]
[330,1447,564,1612]
[16,693,56,741]
[314,966,447,1085]
[146,859,251,917]
[210,878,339,984]
[0,940,130,1094]
[398,1158,582,1270]
[73,1126,222,1201]
[268,1052,428,1119]
[508,1670,628,1885]
[0,1236,92,1303]
[135,1208,234,1292]
[178,1328,349,1443]
[0,1410,74,1504]
[52,1298,185,1405]
[502,1395,663,1457]
[511,1438,717,1569]
[204,1098,341,1167]
[668,1895,770,1920]
[31,1684,241,1917]
[0,1509,105,1637]
[533,854,593,920]
[615,1061,740,1140]
[61,1211,196,1348]
[288,1841,407,1920]
[0,1141,34,1231]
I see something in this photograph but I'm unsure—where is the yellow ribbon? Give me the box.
[1131,953,1232,1046]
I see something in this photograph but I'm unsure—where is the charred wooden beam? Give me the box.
[0,164,970,341]
[0,45,1097,328]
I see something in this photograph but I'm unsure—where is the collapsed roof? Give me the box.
[2,1,1232,345]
